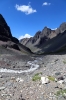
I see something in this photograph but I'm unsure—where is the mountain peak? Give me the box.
[0,13,12,38]
[56,22,66,34]
[59,22,66,31]
[0,14,7,25]
[20,22,66,53]
[44,26,50,29]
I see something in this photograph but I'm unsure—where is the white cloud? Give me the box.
[18,34,32,40]
[15,3,37,15]
[42,2,51,6]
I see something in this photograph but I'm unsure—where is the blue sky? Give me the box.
[0,0,66,39]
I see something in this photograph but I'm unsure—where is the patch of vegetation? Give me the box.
[48,76,55,81]
[32,72,42,81]
[55,89,66,96]
[34,72,42,76]
[63,60,66,64]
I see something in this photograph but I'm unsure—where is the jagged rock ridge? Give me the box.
[20,22,66,54]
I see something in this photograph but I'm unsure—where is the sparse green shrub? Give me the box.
[55,89,66,96]
[63,60,66,64]
[32,72,42,81]
[48,76,55,81]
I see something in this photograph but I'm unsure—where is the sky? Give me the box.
[0,0,66,40]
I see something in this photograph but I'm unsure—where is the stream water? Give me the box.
[0,61,39,73]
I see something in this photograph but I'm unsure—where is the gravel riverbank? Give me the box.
[0,54,66,100]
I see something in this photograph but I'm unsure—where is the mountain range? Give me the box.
[0,14,66,55]
[20,22,66,54]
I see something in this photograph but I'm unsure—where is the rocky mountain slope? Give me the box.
[20,23,66,54]
[0,54,66,100]
[0,14,32,55]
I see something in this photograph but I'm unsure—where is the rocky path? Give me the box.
[0,54,66,100]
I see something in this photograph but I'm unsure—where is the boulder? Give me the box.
[57,80,64,84]
[41,76,50,84]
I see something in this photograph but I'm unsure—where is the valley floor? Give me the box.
[0,54,66,100]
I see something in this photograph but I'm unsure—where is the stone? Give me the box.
[57,80,64,84]
[16,77,24,82]
[41,76,50,84]
[0,75,3,78]
[58,76,64,80]
[55,86,59,88]
[64,79,66,83]
[0,87,5,91]
[63,93,66,99]
[55,72,61,76]
[1,93,12,96]
[11,77,15,80]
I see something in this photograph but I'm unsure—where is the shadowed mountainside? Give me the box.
[0,14,32,55]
